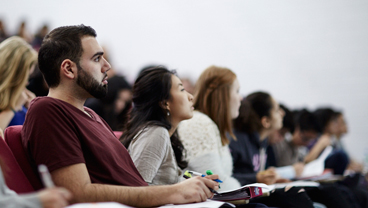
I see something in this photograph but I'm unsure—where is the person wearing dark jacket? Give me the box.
[231,131,269,185]
[229,92,317,208]
[230,92,285,185]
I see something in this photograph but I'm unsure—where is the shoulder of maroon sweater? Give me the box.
[28,97,78,111]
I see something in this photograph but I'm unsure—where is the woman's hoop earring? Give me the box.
[167,111,170,116]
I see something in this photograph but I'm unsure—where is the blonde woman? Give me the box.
[0,36,37,130]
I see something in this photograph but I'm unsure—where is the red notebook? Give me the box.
[212,183,269,202]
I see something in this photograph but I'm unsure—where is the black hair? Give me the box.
[234,91,272,134]
[120,66,187,169]
[102,75,131,104]
[294,109,321,133]
[38,24,96,87]
[313,108,337,133]
[279,104,295,133]
[137,64,162,78]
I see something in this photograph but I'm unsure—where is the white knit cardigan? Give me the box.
[178,111,241,191]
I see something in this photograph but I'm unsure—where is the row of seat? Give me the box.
[0,125,41,193]
[0,125,123,194]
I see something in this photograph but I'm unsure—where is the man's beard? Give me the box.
[76,65,108,99]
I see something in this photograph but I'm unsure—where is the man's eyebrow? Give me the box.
[91,52,104,59]
[178,83,183,87]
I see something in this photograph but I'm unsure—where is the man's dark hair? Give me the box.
[38,25,96,88]
[294,109,321,133]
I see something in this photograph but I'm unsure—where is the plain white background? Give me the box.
[1,0,367,162]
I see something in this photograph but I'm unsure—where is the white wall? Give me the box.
[1,0,368,161]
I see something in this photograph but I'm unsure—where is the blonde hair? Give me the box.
[0,36,37,111]
[194,65,237,145]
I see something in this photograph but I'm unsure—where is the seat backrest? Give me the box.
[4,125,43,191]
[0,134,34,193]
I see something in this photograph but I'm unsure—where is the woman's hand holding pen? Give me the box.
[204,174,220,182]
[204,174,220,193]
[183,171,221,194]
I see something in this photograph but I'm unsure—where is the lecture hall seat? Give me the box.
[3,126,123,192]
[4,125,43,191]
[0,133,35,193]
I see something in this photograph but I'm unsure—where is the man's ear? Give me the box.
[60,59,77,80]
[261,116,271,129]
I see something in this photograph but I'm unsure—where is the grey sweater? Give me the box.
[128,126,182,185]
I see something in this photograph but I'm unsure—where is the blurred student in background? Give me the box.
[230,92,317,208]
[230,92,285,185]
[0,36,37,130]
[270,108,319,169]
[269,107,367,208]
[0,20,8,43]
[333,112,363,173]
[31,24,49,51]
[180,77,195,94]
[17,21,33,43]
[305,108,349,175]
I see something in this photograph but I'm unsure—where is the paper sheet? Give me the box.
[301,146,333,177]
[275,166,296,179]
[159,199,235,208]
[216,183,270,194]
[66,202,133,208]
[66,200,233,208]
[269,181,320,190]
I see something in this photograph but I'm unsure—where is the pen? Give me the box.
[38,164,55,188]
[183,171,220,195]
[188,170,223,183]
[206,170,221,189]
